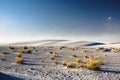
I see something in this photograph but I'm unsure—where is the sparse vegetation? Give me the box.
[16,53,23,58]
[15,57,24,64]
[41,59,44,63]
[1,50,8,55]
[66,62,74,68]
[54,60,58,64]
[8,45,15,50]
[51,56,55,60]
[76,58,81,63]
[72,53,77,57]
[86,55,103,70]
[62,60,67,66]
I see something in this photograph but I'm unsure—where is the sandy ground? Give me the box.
[0,40,120,80]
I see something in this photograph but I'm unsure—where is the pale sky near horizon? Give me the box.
[0,0,120,43]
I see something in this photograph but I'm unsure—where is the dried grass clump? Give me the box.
[8,45,15,50]
[69,47,75,50]
[51,56,55,60]
[0,57,6,61]
[52,54,57,57]
[76,58,81,63]
[54,60,58,64]
[62,60,67,66]
[41,59,44,63]
[76,64,83,69]
[49,51,53,54]
[86,56,103,70]
[17,49,24,53]
[15,57,24,64]
[66,62,74,68]
[24,46,28,49]
[16,53,23,58]
[1,50,8,55]
[72,53,77,57]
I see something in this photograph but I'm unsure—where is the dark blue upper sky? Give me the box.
[0,0,120,43]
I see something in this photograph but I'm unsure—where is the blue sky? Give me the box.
[0,0,120,43]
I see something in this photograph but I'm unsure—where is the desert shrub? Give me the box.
[69,47,75,50]
[15,57,24,64]
[1,50,8,55]
[25,49,32,53]
[66,62,74,68]
[84,53,89,58]
[51,56,55,60]
[41,59,44,63]
[86,56,103,70]
[76,64,83,69]
[8,45,15,50]
[52,53,57,57]
[33,46,36,49]
[62,60,67,66]
[54,60,58,64]
[24,46,28,49]
[17,49,24,53]
[72,53,77,57]
[49,51,53,54]
[0,57,6,61]
[16,53,23,58]
[76,58,81,63]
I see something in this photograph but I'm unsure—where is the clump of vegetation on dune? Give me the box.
[17,49,32,53]
[86,55,103,70]
[71,53,77,57]
[16,53,23,58]
[14,57,24,64]
[1,50,9,55]
[8,45,15,50]
[54,60,58,64]
[66,62,74,68]
[15,52,24,64]
[62,60,67,66]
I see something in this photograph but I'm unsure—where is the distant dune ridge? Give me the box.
[0,40,119,48]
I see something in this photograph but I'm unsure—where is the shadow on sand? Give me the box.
[99,69,120,74]
[0,72,23,80]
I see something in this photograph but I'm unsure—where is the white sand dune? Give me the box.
[6,40,108,47]
[0,40,120,80]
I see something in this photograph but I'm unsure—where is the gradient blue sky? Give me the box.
[0,0,120,43]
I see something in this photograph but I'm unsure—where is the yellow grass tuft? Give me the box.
[62,60,67,66]
[1,50,8,55]
[41,59,44,63]
[76,58,81,63]
[66,62,74,68]
[86,56,103,70]
[54,60,58,64]
[51,56,55,60]
[16,53,23,58]
[8,45,15,50]
[15,57,24,64]
[72,53,77,57]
